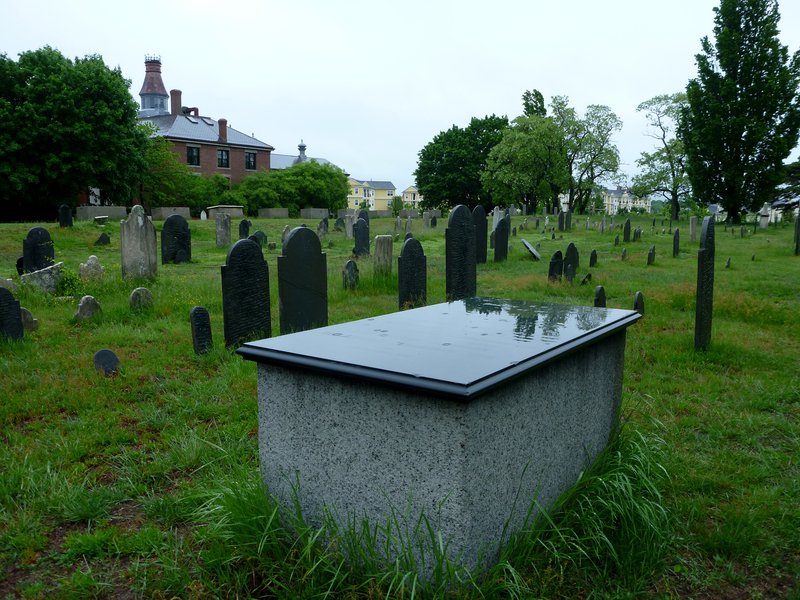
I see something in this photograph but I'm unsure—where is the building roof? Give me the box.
[358,180,396,190]
[139,114,274,150]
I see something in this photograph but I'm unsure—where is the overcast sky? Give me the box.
[3,0,800,194]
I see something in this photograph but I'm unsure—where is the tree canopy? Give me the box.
[0,46,149,221]
[678,0,800,223]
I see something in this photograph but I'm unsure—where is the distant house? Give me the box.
[347,179,396,210]
[136,56,274,188]
[402,185,423,209]
[600,187,651,215]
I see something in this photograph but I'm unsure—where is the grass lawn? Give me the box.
[1,213,798,599]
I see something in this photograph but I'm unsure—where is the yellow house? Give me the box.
[402,185,423,209]
[347,179,397,210]
[601,187,651,215]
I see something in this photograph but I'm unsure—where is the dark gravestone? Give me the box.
[472,205,488,265]
[564,242,579,274]
[505,214,511,235]
[59,205,73,228]
[490,231,496,250]
[521,239,541,261]
[190,306,213,355]
[353,218,370,256]
[558,211,565,232]
[548,250,563,282]
[405,232,414,240]
[614,234,619,247]
[94,232,111,246]
[565,211,572,230]
[445,205,476,301]
[565,263,575,284]
[343,260,359,290]
[93,349,120,377]
[0,287,24,341]
[221,239,271,347]
[161,214,191,264]
[250,230,268,247]
[398,237,427,310]
[268,242,277,251]
[335,217,345,232]
[16,257,23,276]
[535,218,540,228]
[725,257,731,268]
[695,217,715,350]
[673,228,680,257]
[634,291,645,316]
[580,273,592,285]
[589,249,597,267]
[621,248,627,260]
[431,216,438,229]
[752,254,755,261]
[623,219,631,243]
[594,286,606,308]
[652,218,656,228]
[358,209,370,227]
[740,226,745,239]
[494,218,509,262]
[278,227,328,335]
[794,215,800,256]
[512,226,516,237]
[23,227,55,273]
[239,219,252,240]
[647,245,656,265]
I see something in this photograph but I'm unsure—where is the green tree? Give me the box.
[631,93,691,221]
[414,115,508,212]
[678,0,800,223]
[775,159,800,204]
[0,46,149,221]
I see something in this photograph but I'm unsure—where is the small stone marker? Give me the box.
[565,263,575,284]
[751,253,755,261]
[75,295,102,322]
[647,245,656,265]
[740,226,744,239]
[94,232,111,246]
[221,239,271,346]
[353,218,370,256]
[238,219,252,240]
[548,250,563,282]
[121,206,157,280]
[494,218,509,262]
[93,349,119,377]
[161,214,192,264]
[521,239,541,261]
[634,291,645,315]
[190,306,213,355]
[59,205,73,228]
[621,248,626,260]
[0,288,23,341]
[673,228,680,257]
[725,257,731,268]
[589,249,597,267]
[250,230,268,247]
[216,213,232,248]
[342,260,359,290]
[20,307,38,332]
[317,218,328,236]
[200,210,207,220]
[23,227,55,273]
[374,235,393,277]
[278,227,328,335]
[398,237,427,310]
[268,242,277,251]
[564,242,579,274]
[594,286,606,308]
[335,217,345,232]
[512,226,517,237]
[695,216,715,351]
[79,255,105,280]
[129,287,154,311]
[623,218,631,243]
[445,205,477,301]
[472,205,488,265]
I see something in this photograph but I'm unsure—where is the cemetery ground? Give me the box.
[0,214,798,600]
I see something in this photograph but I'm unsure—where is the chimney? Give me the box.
[170,89,182,115]
[218,118,227,143]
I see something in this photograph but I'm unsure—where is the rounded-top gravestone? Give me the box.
[23,227,55,273]
[93,349,120,377]
[161,214,192,264]
[129,287,154,311]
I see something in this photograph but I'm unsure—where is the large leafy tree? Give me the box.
[414,115,508,212]
[0,46,149,221]
[678,0,800,223]
[631,93,692,220]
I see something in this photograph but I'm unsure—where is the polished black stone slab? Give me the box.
[239,297,640,401]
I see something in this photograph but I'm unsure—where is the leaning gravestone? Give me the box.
[0,288,24,341]
[190,306,213,355]
[59,205,73,228]
[673,229,680,257]
[695,216,715,351]
[342,260,359,290]
[725,257,731,268]
[353,218,370,256]
[494,218,509,262]
[221,239,271,346]
[20,263,63,295]
[93,349,119,377]
[75,295,102,322]
[129,287,154,311]
[121,206,157,280]
[278,227,328,335]
[445,205,476,301]
[623,218,631,243]
[398,237,427,310]
[472,205,488,264]
[161,214,192,264]
[521,239,541,261]
[594,286,606,308]
[564,242,579,274]
[634,291,645,316]
[589,249,598,267]
[216,213,232,248]
[94,232,111,246]
[23,227,55,273]
[647,245,656,265]
[239,219,252,240]
[374,235,393,277]
[548,250,563,282]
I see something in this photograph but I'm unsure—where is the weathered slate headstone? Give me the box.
[634,291,645,316]
[565,263,575,284]
[278,227,328,335]
[689,216,697,243]
[594,286,606,308]
[79,255,105,280]
[221,239,271,346]
[75,295,102,322]
[353,218,370,256]
[794,215,800,256]
[740,226,745,239]
[535,218,540,229]
[281,225,291,243]
[614,234,619,247]
[358,209,370,227]
[431,215,438,228]
[512,226,517,237]
[494,218,509,262]
[120,206,157,280]
[395,217,402,232]
[59,205,73,228]
[190,306,213,355]
[20,262,63,295]
[335,217,345,232]
[342,260,359,290]
[558,211,565,232]
[94,232,111,246]
[472,205,488,264]
[398,237,427,310]
[93,349,119,377]
[161,214,191,264]
[22,227,55,273]
[521,239,541,261]
[589,249,597,267]
[238,219,252,240]
[725,257,731,268]
[317,218,328,236]
[647,245,656,265]
[564,242,579,274]
[548,250,563,281]
[623,218,631,243]
[405,232,413,240]
[20,307,38,332]
[565,211,572,230]
[129,287,154,311]
[695,217,715,350]
[0,288,23,341]
[249,230,268,247]
[0,278,17,294]
[490,231,496,250]
[216,213,232,248]
[673,228,680,257]
[445,205,476,301]
[405,216,412,235]
[621,248,627,261]
[374,235,393,277]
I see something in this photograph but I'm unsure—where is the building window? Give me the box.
[354,188,359,194]
[354,199,359,205]
[245,152,256,170]
[388,190,393,196]
[187,146,200,166]
[217,149,230,168]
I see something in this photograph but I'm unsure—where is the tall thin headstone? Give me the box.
[794,215,800,256]
[59,205,73,228]
[278,227,328,334]
[398,237,427,310]
[647,245,656,265]
[564,242,579,274]
[673,228,680,257]
[565,211,572,230]
[120,206,157,280]
[472,205,488,264]
[190,306,213,355]
[353,218,370,256]
[689,216,697,243]
[623,218,631,243]
[22,227,55,273]
[221,239,271,346]
[374,235,393,277]
[0,288,23,341]
[445,205,476,301]
[494,218,509,262]
[589,249,597,267]
[405,216,412,235]
[558,211,565,232]
[161,214,191,264]
[695,216,715,351]
[634,291,645,316]
[216,213,232,248]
